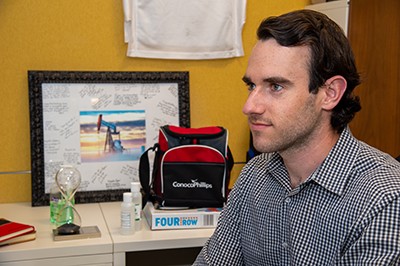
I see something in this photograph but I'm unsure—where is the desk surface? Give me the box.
[100,202,214,253]
[0,202,214,265]
[0,202,112,264]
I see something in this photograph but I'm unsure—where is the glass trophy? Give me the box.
[55,165,82,234]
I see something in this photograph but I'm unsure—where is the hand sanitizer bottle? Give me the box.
[131,182,142,231]
[120,192,135,235]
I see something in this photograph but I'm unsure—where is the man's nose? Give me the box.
[243,89,264,116]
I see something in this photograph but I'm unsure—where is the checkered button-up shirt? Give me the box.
[194,128,400,265]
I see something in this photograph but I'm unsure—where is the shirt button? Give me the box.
[282,242,289,248]
[285,198,291,204]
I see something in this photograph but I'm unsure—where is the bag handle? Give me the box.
[139,143,159,208]
[163,125,226,139]
[225,146,234,197]
[227,146,234,172]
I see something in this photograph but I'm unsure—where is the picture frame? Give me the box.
[28,71,190,206]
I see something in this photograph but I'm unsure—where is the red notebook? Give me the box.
[0,218,36,243]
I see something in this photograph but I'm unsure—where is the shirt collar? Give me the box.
[311,127,359,195]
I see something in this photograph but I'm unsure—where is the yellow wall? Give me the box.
[0,0,309,203]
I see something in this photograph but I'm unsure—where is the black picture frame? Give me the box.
[28,71,190,206]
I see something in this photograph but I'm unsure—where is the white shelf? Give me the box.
[0,202,113,266]
[100,202,214,265]
[0,202,215,266]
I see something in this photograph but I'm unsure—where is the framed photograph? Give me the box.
[28,71,190,206]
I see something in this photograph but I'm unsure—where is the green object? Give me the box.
[50,182,75,224]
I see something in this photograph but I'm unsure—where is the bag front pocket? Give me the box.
[160,145,226,207]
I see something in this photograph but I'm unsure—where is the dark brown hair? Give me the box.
[257,9,361,132]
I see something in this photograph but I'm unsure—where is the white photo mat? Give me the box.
[28,71,190,206]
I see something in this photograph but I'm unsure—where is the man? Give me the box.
[194,9,400,265]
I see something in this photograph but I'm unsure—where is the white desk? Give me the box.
[0,202,214,266]
[100,202,214,266]
[0,202,113,266]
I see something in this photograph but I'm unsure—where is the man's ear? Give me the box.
[321,75,347,111]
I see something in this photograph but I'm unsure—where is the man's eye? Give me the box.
[272,84,283,91]
[247,83,256,91]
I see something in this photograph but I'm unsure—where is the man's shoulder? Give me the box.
[357,141,400,174]
[353,142,400,196]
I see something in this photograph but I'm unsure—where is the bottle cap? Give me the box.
[123,192,132,203]
[131,182,141,192]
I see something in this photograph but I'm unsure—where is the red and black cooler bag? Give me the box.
[139,125,234,208]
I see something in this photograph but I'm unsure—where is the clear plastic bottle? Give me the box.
[131,182,142,231]
[49,182,64,224]
[120,192,135,235]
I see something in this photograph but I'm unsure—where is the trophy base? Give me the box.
[53,225,101,241]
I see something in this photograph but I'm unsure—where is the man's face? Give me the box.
[242,39,324,155]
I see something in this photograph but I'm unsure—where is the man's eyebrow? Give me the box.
[242,76,252,84]
[242,75,293,86]
[264,76,293,86]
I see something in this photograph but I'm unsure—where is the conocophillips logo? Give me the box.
[172,179,212,189]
